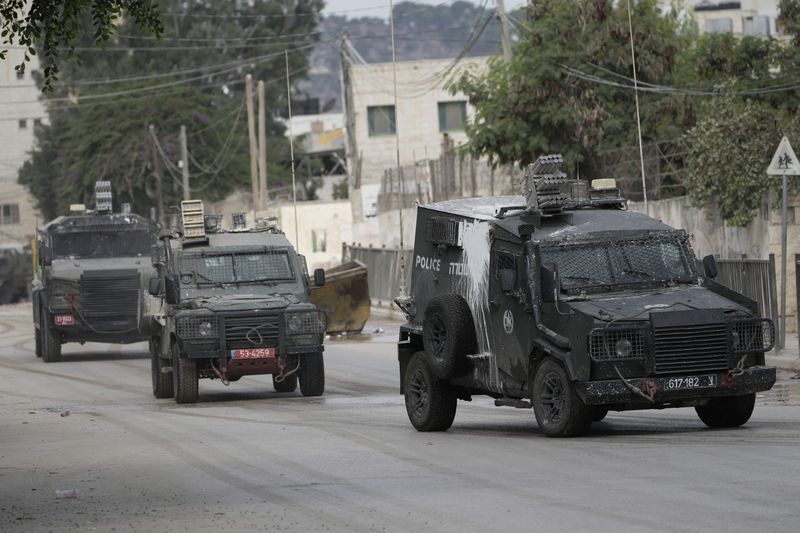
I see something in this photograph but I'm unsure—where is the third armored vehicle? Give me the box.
[396,155,776,437]
[32,183,159,362]
[149,201,327,403]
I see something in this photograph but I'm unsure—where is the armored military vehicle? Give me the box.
[396,155,776,437]
[0,244,32,304]
[32,182,159,362]
[149,201,327,404]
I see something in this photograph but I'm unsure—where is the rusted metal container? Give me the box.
[311,261,370,334]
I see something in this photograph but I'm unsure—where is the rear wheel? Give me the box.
[298,353,324,397]
[34,327,42,358]
[41,312,62,363]
[273,373,298,393]
[151,337,173,399]
[695,393,756,428]
[172,349,198,404]
[532,358,592,437]
[404,352,457,432]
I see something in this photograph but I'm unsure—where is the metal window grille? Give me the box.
[179,250,293,284]
[732,318,774,354]
[425,217,460,246]
[589,328,646,361]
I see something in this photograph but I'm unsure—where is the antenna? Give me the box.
[285,49,300,251]
[626,0,648,214]
[389,0,407,297]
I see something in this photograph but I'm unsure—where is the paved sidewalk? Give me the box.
[769,332,800,372]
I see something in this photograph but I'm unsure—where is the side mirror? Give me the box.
[540,264,558,303]
[702,255,718,279]
[499,268,515,292]
[164,274,180,305]
[148,276,162,296]
[313,268,326,287]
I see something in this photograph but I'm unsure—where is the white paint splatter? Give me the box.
[456,220,501,392]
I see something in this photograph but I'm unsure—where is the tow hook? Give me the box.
[274,356,300,383]
[211,360,230,386]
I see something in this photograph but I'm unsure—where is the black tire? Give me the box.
[34,327,42,358]
[422,294,477,379]
[151,337,173,399]
[532,358,592,437]
[695,393,756,428]
[172,349,198,404]
[404,351,457,432]
[41,312,62,363]
[272,373,298,393]
[592,407,609,423]
[298,353,325,397]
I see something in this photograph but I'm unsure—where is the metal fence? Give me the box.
[715,255,781,349]
[342,244,412,303]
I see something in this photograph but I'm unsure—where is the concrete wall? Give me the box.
[0,49,44,245]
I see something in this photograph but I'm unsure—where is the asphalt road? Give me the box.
[1,303,799,532]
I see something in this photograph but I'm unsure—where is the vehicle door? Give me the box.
[488,241,531,383]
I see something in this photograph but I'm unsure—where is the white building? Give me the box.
[684,1,780,37]
[0,48,44,245]
[341,54,490,223]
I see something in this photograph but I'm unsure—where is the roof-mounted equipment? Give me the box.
[231,213,247,231]
[180,200,206,240]
[95,181,113,213]
[523,154,570,216]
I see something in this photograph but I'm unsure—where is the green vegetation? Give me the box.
[18,0,323,219]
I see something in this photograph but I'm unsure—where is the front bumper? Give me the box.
[576,366,776,406]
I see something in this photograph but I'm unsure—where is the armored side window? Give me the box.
[425,217,462,247]
[494,251,517,292]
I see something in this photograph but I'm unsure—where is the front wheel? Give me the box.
[404,352,457,432]
[298,353,325,397]
[695,393,756,428]
[151,337,173,399]
[532,358,592,437]
[172,349,198,404]
[41,312,62,363]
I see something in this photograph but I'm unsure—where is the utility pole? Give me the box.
[257,79,267,211]
[245,73,259,211]
[496,0,512,62]
[148,124,165,223]
[179,124,190,201]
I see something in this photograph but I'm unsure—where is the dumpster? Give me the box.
[311,260,370,334]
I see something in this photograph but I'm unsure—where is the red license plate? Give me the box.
[54,315,75,326]
[230,348,275,359]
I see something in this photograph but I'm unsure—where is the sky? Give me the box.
[321,0,529,19]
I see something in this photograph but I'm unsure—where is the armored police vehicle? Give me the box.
[32,182,159,362]
[149,201,327,404]
[0,244,32,304]
[396,155,776,437]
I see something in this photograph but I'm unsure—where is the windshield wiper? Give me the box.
[621,269,653,279]
[185,270,227,287]
[562,275,603,283]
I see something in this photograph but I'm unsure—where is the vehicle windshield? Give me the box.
[179,249,295,286]
[540,235,696,292]
[51,230,154,259]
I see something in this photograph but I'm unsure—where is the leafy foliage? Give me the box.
[0,0,163,91]
[18,0,323,220]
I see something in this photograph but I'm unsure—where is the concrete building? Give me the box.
[684,1,780,37]
[0,49,44,245]
[341,53,490,224]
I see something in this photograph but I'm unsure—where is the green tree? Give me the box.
[452,0,688,179]
[19,0,324,219]
[0,0,163,91]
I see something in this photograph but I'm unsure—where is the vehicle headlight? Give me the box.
[589,327,645,361]
[731,330,741,350]
[48,280,79,311]
[615,338,633,358]
[285,311,327,335]
[731,318,774,353]
[177,316,218,339]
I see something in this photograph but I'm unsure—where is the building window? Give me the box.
[312,229,327,252]
[16,70,24,80]
[706,17,733,34]
[367,105,395,136]
[438,101,467,132]
[18,119,26,129]
[743,15,770,36]
[33,118,42,127]
[0,204,20,225]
